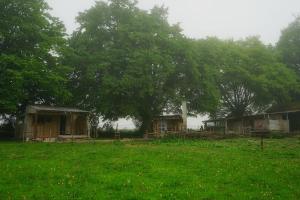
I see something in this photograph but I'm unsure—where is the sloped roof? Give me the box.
[204,102,300,123]
[153,114,183,120]
[266,102,300,114]
[27,105,89,114]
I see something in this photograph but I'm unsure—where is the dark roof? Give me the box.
[153,114,183,120]
[203,118,226,123]
[204,103,300,123]
[27,105,89,114]
[266,102,300,114]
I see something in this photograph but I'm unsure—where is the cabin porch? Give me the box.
[21,105,90,141]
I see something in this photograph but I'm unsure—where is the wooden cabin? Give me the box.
[18,105,90,141]
[150,102,188,137]
[152,115,186,135]
[204,107,300,134]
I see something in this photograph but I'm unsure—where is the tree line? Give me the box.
[1,0,299,133]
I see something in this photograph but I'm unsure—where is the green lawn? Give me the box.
[1,138,300,200]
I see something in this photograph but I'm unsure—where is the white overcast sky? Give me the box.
[46,0,300,45]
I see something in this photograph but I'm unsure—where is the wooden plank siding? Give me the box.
[152,118,184,134]
[23,112,89,139]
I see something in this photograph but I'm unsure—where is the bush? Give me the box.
[0,122,15,139]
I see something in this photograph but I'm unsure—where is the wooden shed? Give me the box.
[19,105,90,141]
[152,115,185,134]
[150,102,188,137]
[204,109,299,134]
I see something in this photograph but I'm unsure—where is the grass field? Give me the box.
[1,137,300,200]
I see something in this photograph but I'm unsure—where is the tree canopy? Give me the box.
[0,0,70,115]
[1,0,299,130]
[277,16,300,75]
[194,37,298,118]
[277,16,300,101]
[67,0,216,132]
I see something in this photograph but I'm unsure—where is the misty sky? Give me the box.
[47,0,300,44]
[45,0,300,128]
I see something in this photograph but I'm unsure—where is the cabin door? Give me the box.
[60,115,66,135]
[160,120,167,132]
[289,112,300,132]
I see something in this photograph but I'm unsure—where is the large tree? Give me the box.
[68,0,215,132]
[168,38,220,115]
[0,0,70,115]
[277,16,300,101]
[277,16,300,75]
[196,37,298,118]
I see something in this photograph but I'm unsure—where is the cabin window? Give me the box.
[283,114,288,120]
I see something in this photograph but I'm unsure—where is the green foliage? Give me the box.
[0,138,300,199]
[195,37,298,118]
[67,0,214,132]
[170,38,220,115]
[277,16,300,101]
[277,16,300,75]
[1,0,299,129]
[0,0,71,114]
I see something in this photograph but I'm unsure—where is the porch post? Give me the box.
[87,114,90,138]
[242,118,244,134]
[224,119,228,135]
[287,113,290,133]
[35,113,38,139]
[23,113,29,141]
[71,113,74,142]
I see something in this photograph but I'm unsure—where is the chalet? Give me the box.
[204,104,300,134]
[17,105,90,141]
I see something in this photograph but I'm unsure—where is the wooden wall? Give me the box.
[36,115,60,138]
[24,112,88,139]
[152,119,183,133]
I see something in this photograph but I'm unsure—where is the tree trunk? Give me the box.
[140,115,152,134]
